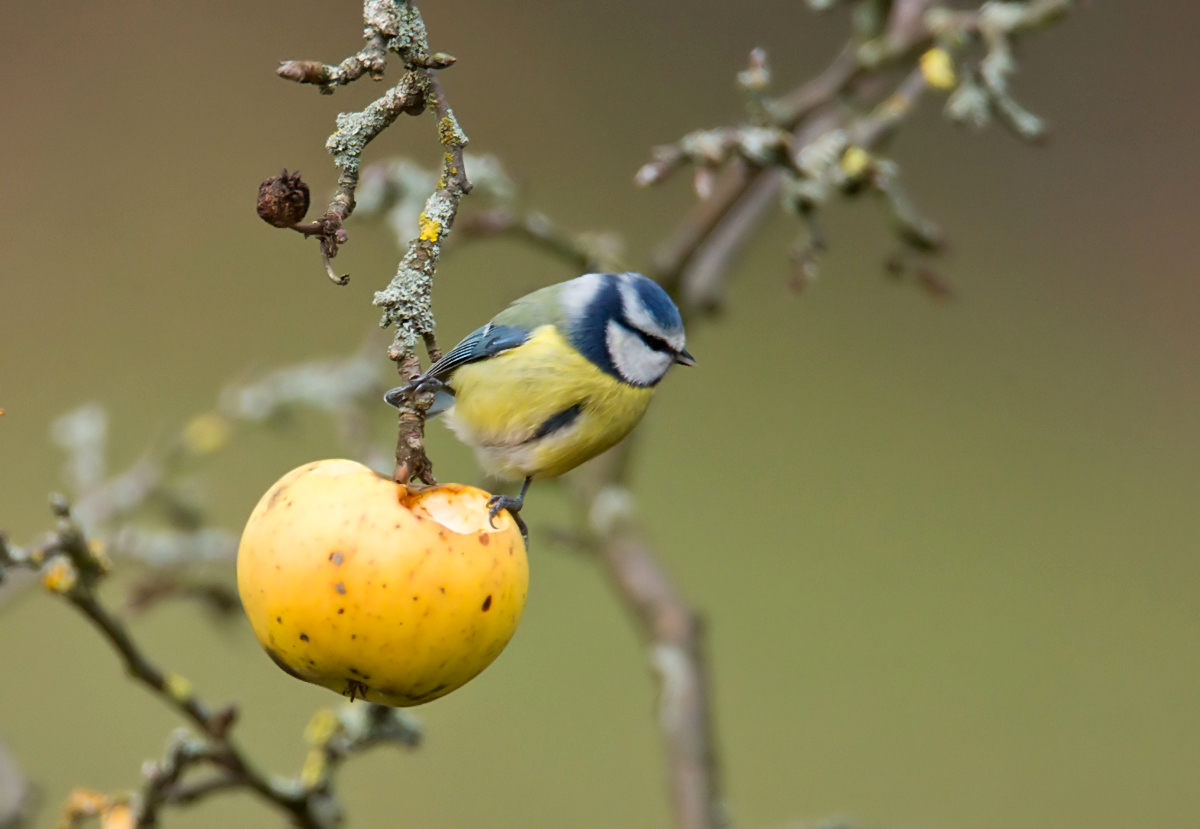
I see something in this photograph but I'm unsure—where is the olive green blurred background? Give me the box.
[2,1,1198,827]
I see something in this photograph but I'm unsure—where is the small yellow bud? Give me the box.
[87,538,113,575]
[920,48,958,90]
[163,672,193,702]
[61,788,135,828]
[62,786,107,812]
[182,412,232,455]
[840,146,872,179]
[300,747,327,789]
[42,556,77,594]
[99,802,136,829]
[304,708,341,746]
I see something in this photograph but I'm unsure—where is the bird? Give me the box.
[384,271,694,542]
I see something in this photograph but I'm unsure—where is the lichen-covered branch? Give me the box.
[277,33,389,92]
[371,69,472,484]
[311,71,428,283]
[371,72,471,361]
[264,65,428,285]
[640,0,1072,305]
[296,702,422,801]
[269,0,473,485]
[264,0,459,285]
[275,0,450,94]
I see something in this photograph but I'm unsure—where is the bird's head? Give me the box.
[562,272,694,387]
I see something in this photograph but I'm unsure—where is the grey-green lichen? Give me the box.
[368,0,429,65]
[277,0,431,94]
[308,1,474,357]
[372,182,462,348]
[326,72,423,198]
[373,255,436,349]
[372,65,471,354]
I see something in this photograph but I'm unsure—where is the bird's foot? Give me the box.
[487,493,529,548]
[414,378,444,396]
[383,377,446,408]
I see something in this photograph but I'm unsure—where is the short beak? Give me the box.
[674,348,696,367]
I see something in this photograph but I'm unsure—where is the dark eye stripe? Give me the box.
[619,321,674,354]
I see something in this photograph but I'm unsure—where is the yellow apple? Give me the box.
[237,459,528,706]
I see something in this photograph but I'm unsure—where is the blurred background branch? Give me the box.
[0,343,389,616]
[0,742,36,829]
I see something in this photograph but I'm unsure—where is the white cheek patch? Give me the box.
[617,276,685,352]
[606,320,673,386]
[559,272,606,315]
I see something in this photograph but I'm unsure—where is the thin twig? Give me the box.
[646,0,1069,304]
[271,1,456,287]
[277,32,390,92]
[680,168,784,311]
[296,69,426,285]
[157,773,240,808]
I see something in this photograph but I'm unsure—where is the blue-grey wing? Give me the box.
[382,323,530,412]
[421,323,530,382]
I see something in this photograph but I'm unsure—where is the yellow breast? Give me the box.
[444,325,655,479]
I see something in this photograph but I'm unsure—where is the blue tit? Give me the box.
[384,271,694,541]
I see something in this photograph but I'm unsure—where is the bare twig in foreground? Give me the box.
[1,501,419,828]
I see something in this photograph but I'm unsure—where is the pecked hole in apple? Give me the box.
[407,485,513,535]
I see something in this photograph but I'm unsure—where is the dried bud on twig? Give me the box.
[421,52,457,69]
[737,47,771,92]
[276,61,331,85]
[256,170,310,228]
